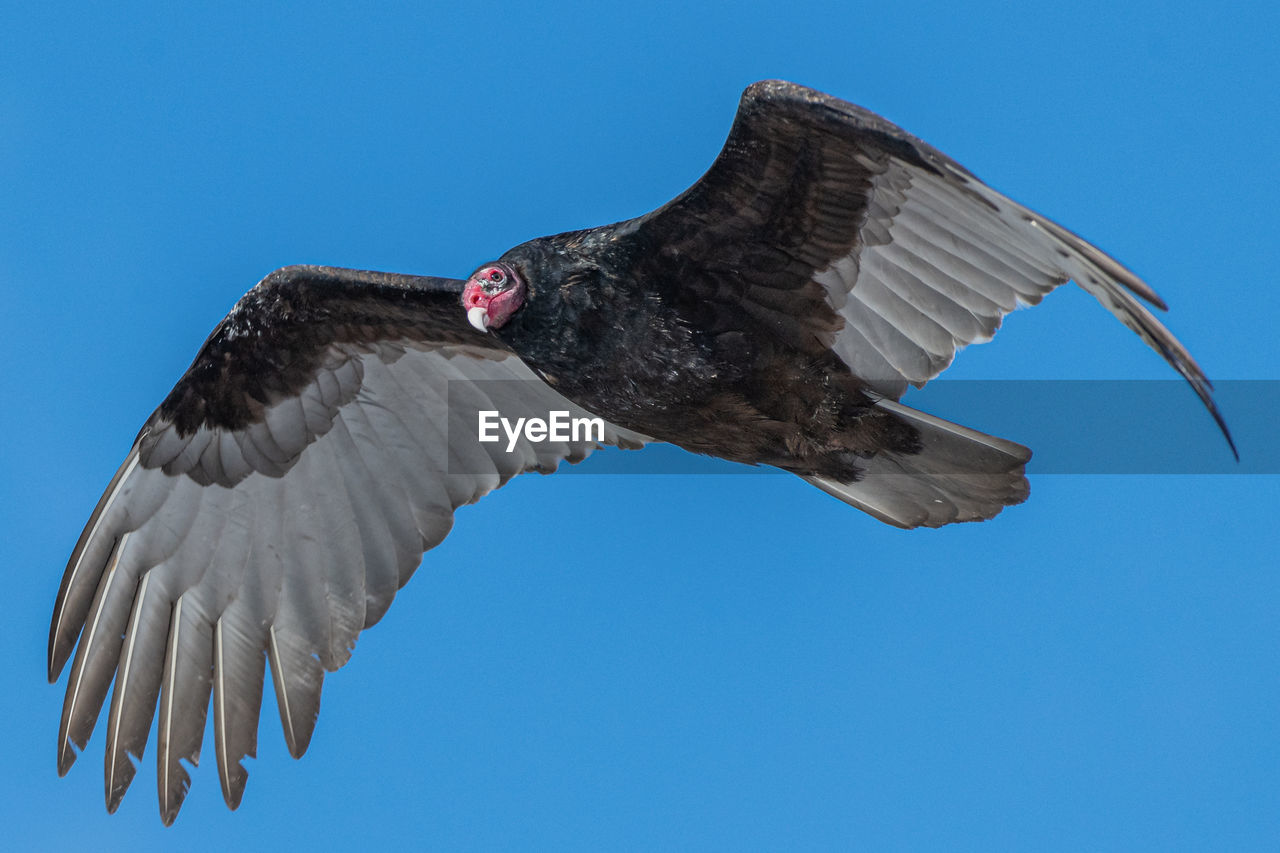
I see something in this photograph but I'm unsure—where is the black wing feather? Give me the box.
[156,265,486,435]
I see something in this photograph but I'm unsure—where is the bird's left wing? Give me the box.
[626,80,1232,451]
[48,265,645,823]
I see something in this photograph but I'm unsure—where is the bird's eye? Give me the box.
[475,266,509,294]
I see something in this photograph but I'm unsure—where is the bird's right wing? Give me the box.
[48,265,645,823]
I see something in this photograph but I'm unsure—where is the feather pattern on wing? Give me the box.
[629,80,1233,449]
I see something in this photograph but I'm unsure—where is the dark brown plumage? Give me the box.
[49,80,1230,824]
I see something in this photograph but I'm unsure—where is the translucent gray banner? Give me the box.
[449,379,1274,475]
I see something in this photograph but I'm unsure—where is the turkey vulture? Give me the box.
[48,80,1232,823]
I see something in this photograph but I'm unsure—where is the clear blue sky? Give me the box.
[4,2,1277,849]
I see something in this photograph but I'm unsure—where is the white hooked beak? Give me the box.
[467,305,490,332]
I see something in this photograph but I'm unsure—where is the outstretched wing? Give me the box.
[48,265,645,824]
[630,79,1233,452]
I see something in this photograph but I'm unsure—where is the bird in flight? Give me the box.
[48,80,1232,824]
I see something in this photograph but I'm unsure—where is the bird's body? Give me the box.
[48,80,1232,823]
[496,229,915,481]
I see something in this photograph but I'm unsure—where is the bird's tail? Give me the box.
[803,398,1031,528]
